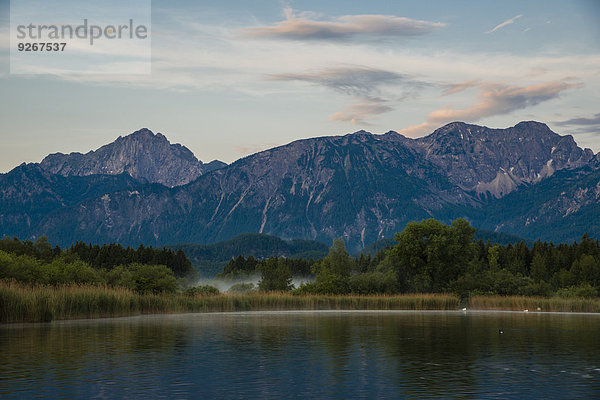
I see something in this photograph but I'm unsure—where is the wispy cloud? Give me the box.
[400,79,582,137]
[442,79,481,95]
[269,66,426,124]
[554,112,600,140]
[486,14,523,34]
[555,113,600,127]
[268,66,421,99]
[239,7,445,41]
[429,80,581,121]
[329,102,393,125]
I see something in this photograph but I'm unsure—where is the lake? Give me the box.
[1,311,599,398]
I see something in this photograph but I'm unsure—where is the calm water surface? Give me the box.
[1,311,599,399]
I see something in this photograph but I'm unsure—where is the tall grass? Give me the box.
[470,295,600,313]
[0,281,459,323]
[4,281,599,324]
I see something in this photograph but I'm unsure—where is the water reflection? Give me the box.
[1,311,599,398]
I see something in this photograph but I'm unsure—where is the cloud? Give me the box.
[555,113,600,127]
[268,66,420,99]
[442,79,481,95]
[400,79,582,137]
[486,14,523,34]
[429,80,581,122]
[239,7,445,41]
[398,121,439,137]
[270,66,426,124]
[329,102,393,125]
[554,113,600,143]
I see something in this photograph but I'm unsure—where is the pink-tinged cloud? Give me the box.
[329,102,393,125]
[400,80,582,137]
[442,80,481,96]
[239,8,445,41]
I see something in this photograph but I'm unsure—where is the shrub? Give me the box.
[228,283,255,294]
[294,274,350,295]
[348,271,398,295]
[556,284,598,299]
[258,258,293,291]
[41,257,102,285]
[184,285,220,296]
[107,264,177,294]
[0,250,47,284]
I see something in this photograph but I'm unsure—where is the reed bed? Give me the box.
[470,295,600,313]
[0,281,459,323]
[4,281,599,323]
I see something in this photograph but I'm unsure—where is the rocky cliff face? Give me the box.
[404,121,594,198]
[2,121,599,249]
[0,163,142,240]
[471,167,600,242]
[40,128,225,187]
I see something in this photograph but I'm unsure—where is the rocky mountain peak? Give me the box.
[513,120,551,130]
[40,128,225,187]
[406,121,594,198]
[126,127,155,137]
[346,129,371,137]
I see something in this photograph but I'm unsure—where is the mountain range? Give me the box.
[1,121,598,252]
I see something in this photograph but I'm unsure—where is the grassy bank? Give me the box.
[2,281,600,323]
[0,281,458,323]
[470,295,600,313]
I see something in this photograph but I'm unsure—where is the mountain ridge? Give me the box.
[2,121,598,251]
[40,128,226,187]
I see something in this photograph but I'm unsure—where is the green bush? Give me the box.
[228,283,255,294]
[556,284,598,298]
[184,285,220,296]
[41,257,102,285]
[348,271,398,295]
[258,258,293,291]
[294,274,350,295]
[107,264,177,294]
[0,250,47,284]
[450,270,541,297]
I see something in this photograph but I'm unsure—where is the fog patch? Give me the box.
[191,275,314,292]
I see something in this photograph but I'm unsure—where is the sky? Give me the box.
[0,0,599,172]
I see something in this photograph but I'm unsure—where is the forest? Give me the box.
[221,219,600,298]
[0,237,193,293]
[1,218,599,299]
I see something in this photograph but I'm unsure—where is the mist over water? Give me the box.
[1,311,599,399]
[193,275,314,292]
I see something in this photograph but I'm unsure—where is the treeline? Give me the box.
[0,236,195,294]
[3,219,600,299]
[254,219,600,298]
[217,255,314,279]
[0,237,192,276]
[171,233,329,277]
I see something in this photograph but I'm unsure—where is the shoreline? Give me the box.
[2,281,600,323]
[3,308,600,328]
